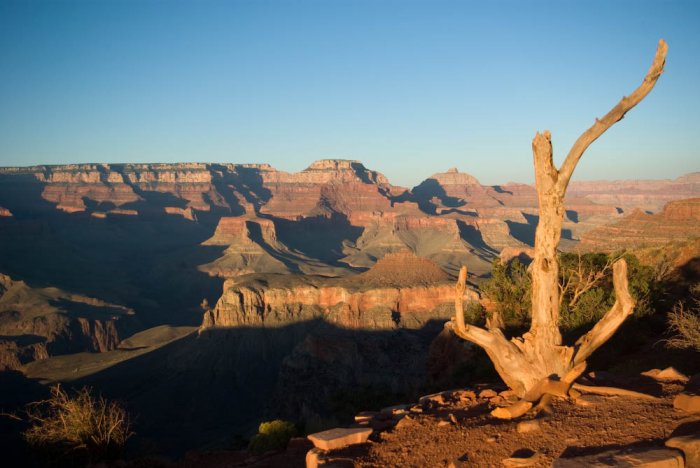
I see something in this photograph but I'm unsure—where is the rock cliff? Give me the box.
[579,198,700,253]
[2,161,698,282]
[201,252,478,330]
[200,252,481,430]
[0,273,133,369]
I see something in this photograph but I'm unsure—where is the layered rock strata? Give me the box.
[579,198,700,252]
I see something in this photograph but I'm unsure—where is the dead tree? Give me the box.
[449,40,667,411]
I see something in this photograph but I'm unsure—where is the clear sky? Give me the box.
[1,0,698,187]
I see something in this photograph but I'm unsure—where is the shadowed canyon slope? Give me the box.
[1,161,698,365]
[1,160,699,457]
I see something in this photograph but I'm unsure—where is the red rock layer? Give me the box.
[202,278,477,329]
[579,198,700,252]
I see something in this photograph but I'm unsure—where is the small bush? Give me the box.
[666,300,700,351]
[23,385,132,465]
[247,419,296,455]
[480,258,531,328]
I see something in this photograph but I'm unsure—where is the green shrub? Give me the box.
[480,258,531,328]
[480,252,659,337]
[23,385,132,465]
[248,419,296,455]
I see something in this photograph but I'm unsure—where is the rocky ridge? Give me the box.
[201,252,478,329]
[580,198,700,253]
[2,161,697,281]
[0,273,134,369]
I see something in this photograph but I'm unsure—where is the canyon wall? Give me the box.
[3,161,697,284]
[0,273,133,370]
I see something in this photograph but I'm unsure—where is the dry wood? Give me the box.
[451,40,667,403]
[559,252,620,308]
[571,383,660,401]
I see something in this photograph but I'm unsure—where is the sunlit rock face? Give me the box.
[579,198,700,253]
[1,162,698,278]
[201,251,478,329]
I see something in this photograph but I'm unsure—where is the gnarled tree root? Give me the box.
[571,383,661,401]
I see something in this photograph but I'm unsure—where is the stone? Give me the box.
[499,389,518,400]
[354,411,378,423]
[394,415,415,430]
[552,447,684,467]
[307,427,372,451]
[420,392,446,406]
[306,448,325,468]
[480,389,498,399]
[502,451,545,467]
[380,404,409,415]
[451,389,477,402]
[666,432,700,467]
[516,420,541,434]
[437,420,451,427]
[490,395,506,406]
[674,393,700,414]
[643,367,690,383]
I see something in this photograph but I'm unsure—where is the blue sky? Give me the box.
[1,0,698,187]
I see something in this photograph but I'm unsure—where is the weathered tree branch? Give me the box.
[573,259,635,364]
[557,39,668,191]
[453,266,502,348]
[561,252,619,308]
[451,40,666,406]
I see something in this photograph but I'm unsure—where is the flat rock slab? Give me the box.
[674,393,700,414]
[354,411,378,423]
[308,427,372,451]
[642,367,689,383]
[666,433,700,467]
[552,447,684,467]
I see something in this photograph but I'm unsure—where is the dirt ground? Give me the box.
[329,377,699,467]
[212,376,700,468]
[155,373,700,467]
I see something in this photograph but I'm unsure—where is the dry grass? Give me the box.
[666,299,700,351]
[24,384,132,463]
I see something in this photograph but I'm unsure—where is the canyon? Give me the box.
[1,159,698,456]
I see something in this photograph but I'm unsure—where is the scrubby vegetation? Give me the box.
[666,279,700,353]
[23,384,132,466]
[247,419,296,455]
[478,252,659,338]
[666,300,700,351]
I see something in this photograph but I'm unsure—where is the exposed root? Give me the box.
[491,401,532,420]
[571,383,660,401]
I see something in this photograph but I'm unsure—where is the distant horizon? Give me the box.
[1,157,697,188]
[2,0,699,187]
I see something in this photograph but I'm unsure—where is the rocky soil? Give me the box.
[127,369,700,467]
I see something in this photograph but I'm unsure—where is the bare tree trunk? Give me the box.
[450,40,667,399]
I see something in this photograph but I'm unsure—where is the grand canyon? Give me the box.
[1,159,699,463]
